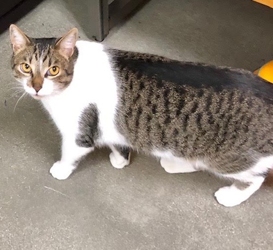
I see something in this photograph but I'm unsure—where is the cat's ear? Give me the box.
[9,24,32,54]
[55,28,78,59]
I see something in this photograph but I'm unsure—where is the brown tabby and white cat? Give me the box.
[9,24,273,207]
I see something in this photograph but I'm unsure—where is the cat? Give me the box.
[9,24,273,207]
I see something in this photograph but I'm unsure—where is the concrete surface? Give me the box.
[0,0,273,249]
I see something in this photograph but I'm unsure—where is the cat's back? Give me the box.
[108,49,273,104]
[108,49,273,156]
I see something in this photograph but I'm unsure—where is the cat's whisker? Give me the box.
[7,88,24,95]
[13,92,27,112]
[11,88,24,94]
[8,87,24,91]
[8,85,24,89]
[4,91,25,103]
[7,87,24,93]
[10,90,25,99]
[9,89,25,94]
[12,91,24,96]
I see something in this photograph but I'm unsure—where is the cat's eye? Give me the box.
[20,63,32,73]
[47,66,60,77]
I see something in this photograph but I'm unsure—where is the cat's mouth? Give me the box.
[32,94,45,100]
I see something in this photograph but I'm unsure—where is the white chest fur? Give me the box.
[41,41,127,146]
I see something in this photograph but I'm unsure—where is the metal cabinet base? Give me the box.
[89,0,148,41]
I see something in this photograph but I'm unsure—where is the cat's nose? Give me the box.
[33,85,42,93]
[32,75,43,93]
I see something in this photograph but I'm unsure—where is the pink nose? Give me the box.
[33,85,42,93]
[32,75,43,93]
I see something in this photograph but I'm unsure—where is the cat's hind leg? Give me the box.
[109,145,131,169]
[50,136,93,180]
[214,178,265,207]
[160,157,199,174]
[214,155,273,207]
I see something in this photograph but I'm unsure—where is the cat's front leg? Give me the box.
[50,136,93,180]
[109,145,131,169]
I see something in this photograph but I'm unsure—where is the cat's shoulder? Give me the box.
[75,40,105,56]
[74,40,111,70]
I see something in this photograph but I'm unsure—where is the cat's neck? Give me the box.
[42,41,112,98]
[41,40,118,112]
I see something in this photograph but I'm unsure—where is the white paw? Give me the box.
[214,186,246,207]
[50,161,75,180]
[109,152,130,169]
[160,158,179,173]
[160,158,196,174]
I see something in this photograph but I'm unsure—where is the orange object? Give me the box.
[254,60,273,83]
[253,0,273,8]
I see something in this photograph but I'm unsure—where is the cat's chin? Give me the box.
[31,94,46,100]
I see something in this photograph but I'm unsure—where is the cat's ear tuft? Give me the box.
[55,28,78,59]
[9,24,31,53]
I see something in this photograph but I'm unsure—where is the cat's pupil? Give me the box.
[25,64,29,69]
[52,66,56,72]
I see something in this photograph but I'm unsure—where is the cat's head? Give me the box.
[9,25,78,99]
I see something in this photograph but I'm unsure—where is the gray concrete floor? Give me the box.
[1,0,273,249]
